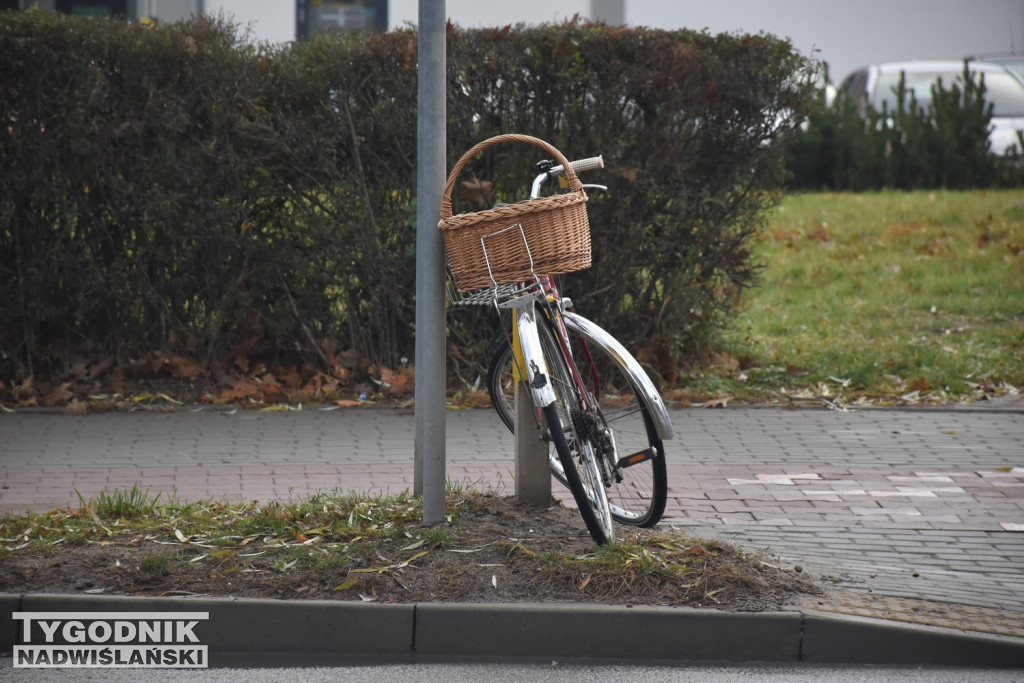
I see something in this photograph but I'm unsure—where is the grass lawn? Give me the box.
[684,190,1024,405]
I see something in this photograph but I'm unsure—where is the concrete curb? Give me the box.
[413,603,801,662]
[3,594,1024,668]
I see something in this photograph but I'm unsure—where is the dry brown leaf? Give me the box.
[316,372,341,394]
[634,339,679,388]
[806,225,830,242]
[909,376,932,393]
[163,355,204,380]
[107,366,127,394]
[67,361,89,381]
[385,366,415,398]
[328,355,351,381]
[294,382,319,402]
[88,356,114,381]
[278,369,303,393]
[233,355,251,374]
[709,351,740,371]
[772,228,802,242]
[218,379,263,401]
[258,373,285,401]
[65,402,88,415]
[887,222,922,238]
[455,390,493,409]
[458,178,493,208]
[41,383,74,407]
[14,377,38,405]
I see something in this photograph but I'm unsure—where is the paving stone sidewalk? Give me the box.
[1,402,1022,638]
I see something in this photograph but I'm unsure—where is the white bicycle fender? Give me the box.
[564,312,676,441]
[514,303,558,408]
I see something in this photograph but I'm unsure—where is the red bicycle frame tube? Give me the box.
[537,276,602,408]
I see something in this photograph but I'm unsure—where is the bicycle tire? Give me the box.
[534,315,615,545]
[488,317,668,527]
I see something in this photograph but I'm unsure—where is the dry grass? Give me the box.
[0,489,817,610]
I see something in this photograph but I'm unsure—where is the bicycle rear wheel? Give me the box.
[535,314,614,545]
[488,317,667,527]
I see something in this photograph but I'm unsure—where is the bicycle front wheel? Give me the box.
[488,317,668,527]
[535,315,615,546]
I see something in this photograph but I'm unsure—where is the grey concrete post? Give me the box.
[414,0,447,524]
[590,0,625,25]
[515,381,552,505]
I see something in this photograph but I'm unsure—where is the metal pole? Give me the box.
[414,0,447,524]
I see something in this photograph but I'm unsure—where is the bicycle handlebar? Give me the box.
[563,155,605,176]
[531,155,604,198]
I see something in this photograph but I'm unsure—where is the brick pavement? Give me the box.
[1,403,1022,637]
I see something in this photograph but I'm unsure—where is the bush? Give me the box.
[445,24,817,376]
[0,12,817,397]
[787,63,1023,191]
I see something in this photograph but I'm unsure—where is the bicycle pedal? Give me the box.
[615,448,656,469]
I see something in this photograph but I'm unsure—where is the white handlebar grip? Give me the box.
[569,155,604,174]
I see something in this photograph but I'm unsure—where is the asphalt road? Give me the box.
[2,661,1022,682]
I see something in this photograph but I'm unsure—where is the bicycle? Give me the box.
[440,134,674,545]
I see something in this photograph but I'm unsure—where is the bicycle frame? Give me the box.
[498,277,584,398]
[498,162,675,442]
[503,277,674,440]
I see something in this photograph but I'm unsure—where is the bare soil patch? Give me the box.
[0,492,818,611]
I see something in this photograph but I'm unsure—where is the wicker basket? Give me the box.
[439,134,591,292]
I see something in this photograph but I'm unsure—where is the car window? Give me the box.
[874,69,1024,116]
[840,70,869,104]
[983,71,1024,115]
[989,58,1024,82]
[874,72,939,111]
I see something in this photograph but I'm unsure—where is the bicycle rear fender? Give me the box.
[563,312,676,441]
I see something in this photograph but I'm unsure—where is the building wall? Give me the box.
[137,0,201,23]
[5,0,199,22]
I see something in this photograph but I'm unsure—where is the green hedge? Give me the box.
[0,12,816,394]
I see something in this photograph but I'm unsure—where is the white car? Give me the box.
[838,60,1024,156]
[968,53,1024,84]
